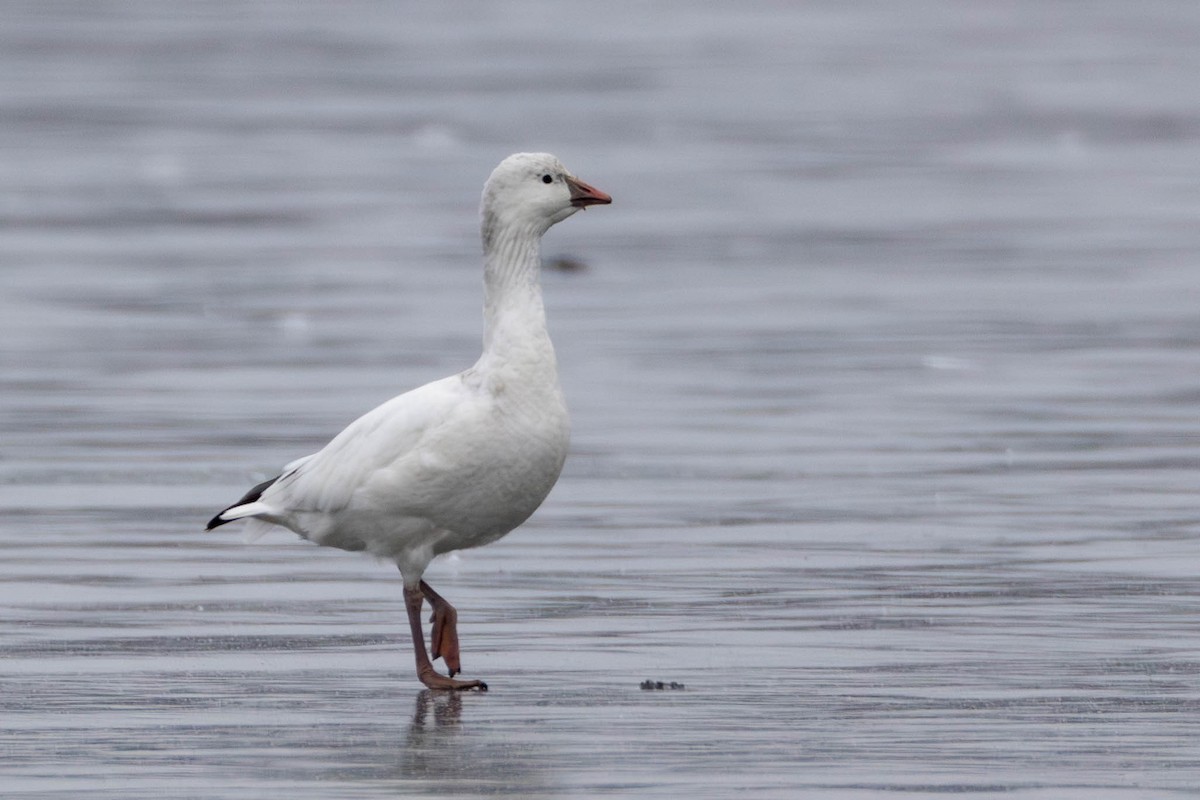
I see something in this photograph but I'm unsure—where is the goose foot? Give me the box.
[421,580,463,676]
[404,582,487,691]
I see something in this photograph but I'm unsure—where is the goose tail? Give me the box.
[205,475,279,531]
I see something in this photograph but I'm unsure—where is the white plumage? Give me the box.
[208,153,611,690]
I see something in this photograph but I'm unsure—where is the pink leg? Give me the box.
[403,583,486,691]
[420,580,463,676]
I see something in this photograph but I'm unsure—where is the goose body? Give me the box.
[207,153,611,689]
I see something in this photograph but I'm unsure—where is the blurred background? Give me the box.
[2,2,1199,798]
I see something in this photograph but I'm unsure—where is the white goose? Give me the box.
[207,153,611,690]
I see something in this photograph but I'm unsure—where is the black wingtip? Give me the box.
[205,474,280,532]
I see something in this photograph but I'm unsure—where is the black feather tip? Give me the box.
[205,475,279,531]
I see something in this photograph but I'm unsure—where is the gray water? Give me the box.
[3,2,1200,797]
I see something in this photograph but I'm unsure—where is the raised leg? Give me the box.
[403,583,486,692]
[420,580,463,676]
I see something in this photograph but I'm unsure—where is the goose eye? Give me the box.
[541,174,553,184]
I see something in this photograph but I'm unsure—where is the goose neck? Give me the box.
[481,222,550,359]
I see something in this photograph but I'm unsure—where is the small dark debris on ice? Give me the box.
[640,680,685,690]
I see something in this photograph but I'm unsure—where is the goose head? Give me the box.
[481,153,611,244]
